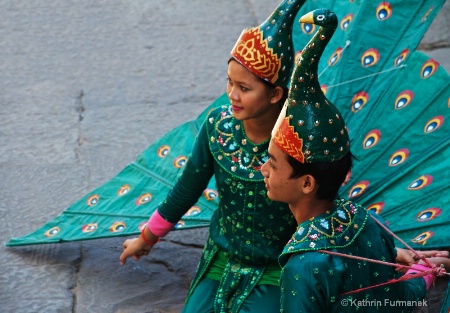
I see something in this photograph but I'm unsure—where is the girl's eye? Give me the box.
[240,86,248,91]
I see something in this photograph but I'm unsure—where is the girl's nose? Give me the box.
[260,162,269,177]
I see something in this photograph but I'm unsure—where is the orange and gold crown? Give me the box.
[231,28,281,85]
[229,0,306,88]
[272,104,305,163]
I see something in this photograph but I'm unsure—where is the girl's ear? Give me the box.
[270,86,285,104]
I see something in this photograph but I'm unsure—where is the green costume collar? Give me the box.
[279,199,369,265]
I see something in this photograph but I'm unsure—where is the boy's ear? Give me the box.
[270,86,284,104]
[301,175,317,195]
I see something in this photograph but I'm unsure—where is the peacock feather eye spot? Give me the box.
[110,221,126,233]
[420,59,439,78]
[394,49,409,66]
[87,194,100,206]
[301,23,315,35]
[44,226,60,237]
[367,202,384,215]
[394,90,414,110]
[184,206,201,217]
[117,184,130,196]
[362,130,381,149]
[421,7,433,23]
[174,221,185,229]
[157,145,170,158]
[351,91,369,112]
[411,231,434,245]
[82,223,98,233]
[408,175,433,190]
[203,189,218,201]
[340,13,353,31]
[389,149,409,166]
[136,193,152,205]
[416,208,442,222]
[174,156,187,168]
[348,181,369,198]
[424,116,444,133]
[328,47,342,66]
[361,48,380,67]
[376,2,392,20]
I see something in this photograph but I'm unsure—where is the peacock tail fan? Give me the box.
[6,0,449,249]
[6,94,227,247]
[294,0,450,251]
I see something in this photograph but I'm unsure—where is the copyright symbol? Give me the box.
[341,299,348,306]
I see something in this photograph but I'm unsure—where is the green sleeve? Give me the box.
[157,119,214,223]
[280,253,331,313]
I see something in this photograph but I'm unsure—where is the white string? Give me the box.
[326,65,406,89]
[318,40,351,78]
[317,39,407,89]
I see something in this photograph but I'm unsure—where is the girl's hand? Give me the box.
[119,237,154,265]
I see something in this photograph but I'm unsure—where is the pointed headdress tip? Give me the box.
[273,7,350,163]
[230,0,306,88]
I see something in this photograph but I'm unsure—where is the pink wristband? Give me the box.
[147,210,177,237]
[406,264,434,289]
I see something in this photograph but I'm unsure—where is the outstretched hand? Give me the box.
[120,237,154,265]
[396,248,449,269]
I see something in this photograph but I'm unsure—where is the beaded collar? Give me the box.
[206,105,269,181]
[279,199,369,264]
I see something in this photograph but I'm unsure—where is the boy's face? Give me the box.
[261,139,303,205]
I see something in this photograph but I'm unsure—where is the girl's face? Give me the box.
[227,60,280,121]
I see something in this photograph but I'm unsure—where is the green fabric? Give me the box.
[206,249,281,286]
[183,277,281,313]
[6,0,450,253]
[173,105,296,311]
[279,199,427,313]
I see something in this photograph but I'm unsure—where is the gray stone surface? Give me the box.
[1,1,449,313]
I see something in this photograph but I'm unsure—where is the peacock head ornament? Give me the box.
[230,0,306,88]
[272,8,350,163]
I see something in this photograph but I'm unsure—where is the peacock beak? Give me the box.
[299,11,314,24]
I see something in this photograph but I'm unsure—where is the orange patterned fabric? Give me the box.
[231,28,281,85]
[273,117,305,163]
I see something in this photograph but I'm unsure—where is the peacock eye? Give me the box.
[317,15,325,21]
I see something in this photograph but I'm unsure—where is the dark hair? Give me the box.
[228,57,288,107]
[287,151,353,201]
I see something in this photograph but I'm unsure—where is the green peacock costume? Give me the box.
[6,0,450,311]
[273,9,430,312]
